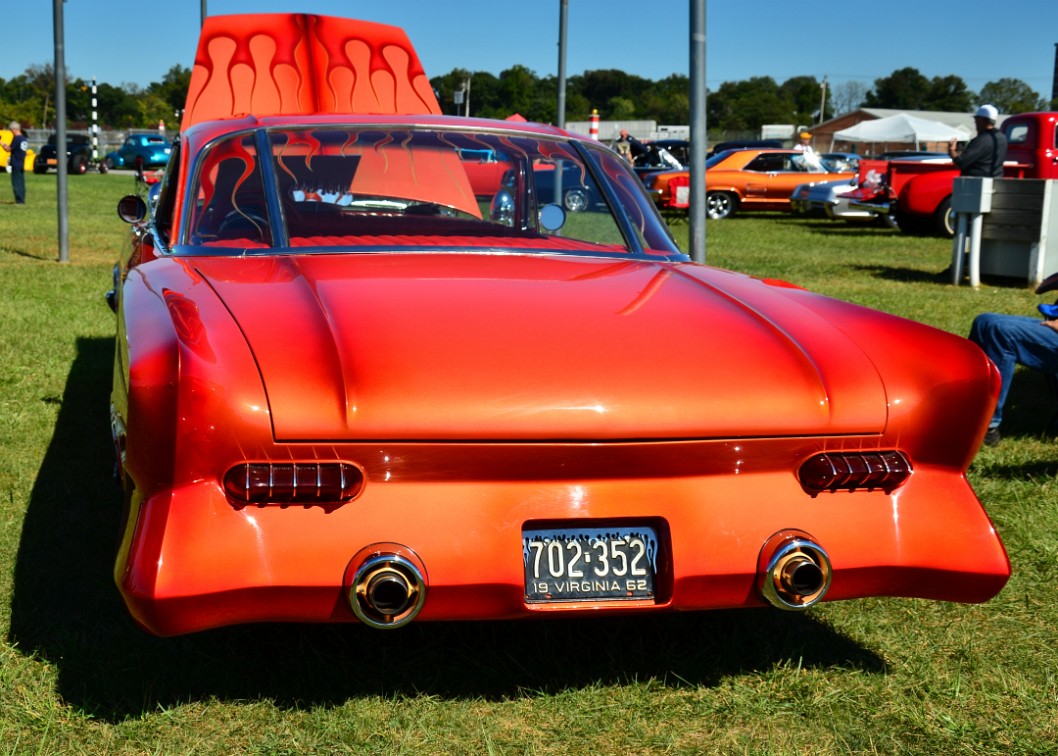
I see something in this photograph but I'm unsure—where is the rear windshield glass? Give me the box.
[185,126,679,258]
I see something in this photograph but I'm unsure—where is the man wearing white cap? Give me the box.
[947,104,1007,177]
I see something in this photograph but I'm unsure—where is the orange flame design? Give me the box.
[182,13,441,131]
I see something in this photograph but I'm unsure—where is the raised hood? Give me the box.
[196,254,887,441]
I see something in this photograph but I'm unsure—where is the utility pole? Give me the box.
[688,0,706,263]
[556,0,568,129]
[53,0,69,263]
[819,76,828,124]
[1052,43,1057,106]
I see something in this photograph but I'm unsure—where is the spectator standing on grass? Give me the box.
[948,104,1007,177]
[0,121,28,205]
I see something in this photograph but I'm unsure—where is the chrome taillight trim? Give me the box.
[798,450,911,495]
[223,461,364,507]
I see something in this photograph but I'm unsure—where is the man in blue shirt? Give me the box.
[1,121,29,204]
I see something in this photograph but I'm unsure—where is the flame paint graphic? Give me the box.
[182,14,441,131]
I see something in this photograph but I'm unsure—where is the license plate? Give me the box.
[523,525,658,603]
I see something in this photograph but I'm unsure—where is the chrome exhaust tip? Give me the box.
[758,530,832,611]
[348,548,427,629]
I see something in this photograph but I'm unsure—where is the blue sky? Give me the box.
[3,1,1056,103]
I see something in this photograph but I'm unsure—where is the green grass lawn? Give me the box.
[1,177,1056,754]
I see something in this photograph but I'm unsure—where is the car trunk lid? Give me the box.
[197,253,888,440]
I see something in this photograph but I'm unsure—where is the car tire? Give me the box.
[33,165,47,175]
[98,160,109,174]
[563,188,588,213]
[71,155,87,175]
[706,191,737,219]
[934,196,954,237]
[104,157,116,170]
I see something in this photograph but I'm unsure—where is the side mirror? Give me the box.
[539,203,566,232]
[117,194,147,224]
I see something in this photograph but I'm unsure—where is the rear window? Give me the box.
[185,125,679,259]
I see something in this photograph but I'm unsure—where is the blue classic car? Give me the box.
[105,133,172,170]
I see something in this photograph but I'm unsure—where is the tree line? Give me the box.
[0,62,1051,134]
[708,68,1050,132]
[0,64,191,131]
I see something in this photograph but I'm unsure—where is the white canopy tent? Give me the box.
[830,113,970,150]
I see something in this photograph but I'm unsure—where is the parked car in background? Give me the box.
[529,159,610,212]
[0,128,36,171]
[33,133,95,174]
[105,133,172,170]
[789,176,867,220]
[820,152,860,172]
[874,150,950,160]
[707,139,783,157]
[108,12,1009,637]
[648,139,689,166]
[847,113,1058,237]
[790,154,948,225]
[633,139,688,181]
[646,149,857,219]
[458,147,511,197]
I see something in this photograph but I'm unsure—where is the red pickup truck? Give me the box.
[848,112,1058,236]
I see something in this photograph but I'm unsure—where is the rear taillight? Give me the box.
[223,462,364,507]
[798,451,911,496]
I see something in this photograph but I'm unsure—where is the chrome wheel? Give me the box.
[564,188,588,213]
[935,196,955,237]
[706,192,736,219]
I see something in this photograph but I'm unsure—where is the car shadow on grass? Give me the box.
[9,336,886,722]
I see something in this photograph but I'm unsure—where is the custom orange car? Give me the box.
[645,149,856,219]
[107,13,1009,637]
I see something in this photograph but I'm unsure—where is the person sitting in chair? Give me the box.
[968,272,1058,445]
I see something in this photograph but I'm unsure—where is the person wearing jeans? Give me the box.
[968,312,1058,444]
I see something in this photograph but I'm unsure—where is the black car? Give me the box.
[707,139,784,157]
[33,133,97,175]
[633,139,689,181]
[494,159,608,217]
[532,161,608,212]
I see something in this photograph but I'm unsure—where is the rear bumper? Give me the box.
[826,199,879,220]
[849,199,891,215]
[116,439,1010,636]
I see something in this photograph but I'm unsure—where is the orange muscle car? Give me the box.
[646,149,856,218]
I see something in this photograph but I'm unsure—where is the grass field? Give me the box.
[1,173,1056,754]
